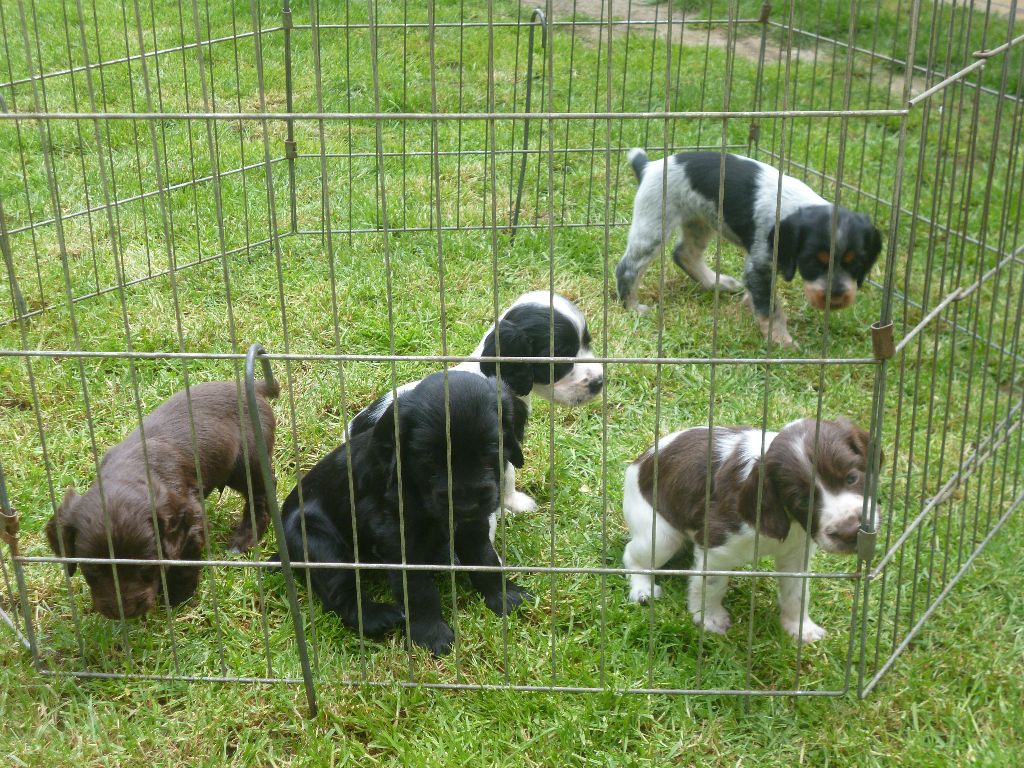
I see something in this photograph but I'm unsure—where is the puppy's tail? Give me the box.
[627,148,649,182]
[256,379,281,400]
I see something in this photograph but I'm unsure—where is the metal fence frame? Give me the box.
[1,0,1022,711]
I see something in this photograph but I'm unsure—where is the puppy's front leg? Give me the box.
[386,568,454,656]
[775,541,825,644]
[455,519,532,615]
[742,274,795,348]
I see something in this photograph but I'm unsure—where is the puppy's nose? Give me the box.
[587,376,604,395]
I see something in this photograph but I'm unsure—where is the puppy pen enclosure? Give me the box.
[0,0,1022,707]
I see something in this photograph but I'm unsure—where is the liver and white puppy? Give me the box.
[622,418,881,643]
[281,371,532,656]
[45,379,279,619]
[349,291,604,517]
[615,150,882,347]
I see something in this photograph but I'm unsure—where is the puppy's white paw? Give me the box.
[782,617,826,644]
[693,609,732,635]
[771,328,797,349]
[628,582,662,604]
[504,491,537,514]
[717,274,743,292]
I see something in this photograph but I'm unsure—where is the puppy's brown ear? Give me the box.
[155,487,203,559]
[45,488,80,575]
[836,418,870,459]
[738,460,791,542]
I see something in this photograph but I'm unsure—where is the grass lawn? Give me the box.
[1,0,1022,764]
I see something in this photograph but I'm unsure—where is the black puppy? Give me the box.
[280,371,532,655]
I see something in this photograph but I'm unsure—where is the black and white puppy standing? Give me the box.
[349,290,604,518]
[280,371,531,656]
[622,418,881,643]
[615,150,882,347]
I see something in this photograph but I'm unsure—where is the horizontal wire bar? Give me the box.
[0,28,279,92]
[860,492,1022,697]
[2,159,279,236]
[0,235,281,329]
[772,22,1023,106]
[37,669,305,684]
[0,349,879,366]
[37,667,847,695]
[289,143,749,162]
[17,555,859,580]
[292,19,765,33]
[0,109,910,121]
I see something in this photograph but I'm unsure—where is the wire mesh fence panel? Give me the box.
[0,0,1021,704]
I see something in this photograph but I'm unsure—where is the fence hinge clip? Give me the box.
[282,8,293,30]
[1,506,19,553]
[284,139,297,160]
[747,122,761,145]
[857,526,877,566]
[759,3,772,23]
[871,320,895,360]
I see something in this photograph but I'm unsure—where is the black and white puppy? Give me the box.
[622,418,881,643]
[280,371,531,656]
[349,291,604,517]
[615,150,883,347]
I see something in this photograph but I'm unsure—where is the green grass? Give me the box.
[1,0,1023,764]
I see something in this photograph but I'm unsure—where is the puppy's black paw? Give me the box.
[409,619,455,656]
[483,583,533,616]
[359,603,406,636]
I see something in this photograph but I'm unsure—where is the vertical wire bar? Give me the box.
[308,0,346,679]
[598,0,613,690]
[282,0,297,233]
[0,460,40,665]
[510,8,545,242]
[365,0,415,681]
[15,0,139,668]
[646,0,670,692]
[543,0,557,690]
[185,0,250,677]
[856,0,924,696]
[129,0,192,675]
[426,0,463,683]
[245,345,317,716]
[248,0,305,680]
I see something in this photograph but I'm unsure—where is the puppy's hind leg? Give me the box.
[615,220,671,314]
[672,220,742,292]
[284,499,403,636]
[622,465,685,604]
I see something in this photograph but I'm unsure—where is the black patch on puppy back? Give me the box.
[677,152,761,251]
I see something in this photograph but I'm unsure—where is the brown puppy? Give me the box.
[45,379,279,619]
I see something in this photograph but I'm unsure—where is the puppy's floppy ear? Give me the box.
[835,417,870,459]
[370,399,401,476]
[864,216,883,259]
[479,319,535,397]
[498,388,525,469]
[738,459,791,541]
[45,487,80,575]
[768,213,803,282]
[154,485,203,560]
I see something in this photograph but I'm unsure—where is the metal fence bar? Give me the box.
[244,344,317,716]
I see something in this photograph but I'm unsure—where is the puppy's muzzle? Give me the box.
[804,282,857,311]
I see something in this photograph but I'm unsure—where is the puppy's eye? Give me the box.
[846,471,859,486]
[817,251,831,265]
[842,250,856,265]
